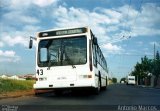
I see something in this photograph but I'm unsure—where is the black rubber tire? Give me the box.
[94,79,101,95]
[102,77,108,90]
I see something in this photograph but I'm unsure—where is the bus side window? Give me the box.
[97,46,100,64]
[93,44,97,67]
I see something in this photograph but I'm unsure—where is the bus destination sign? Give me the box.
[39,27,87,37]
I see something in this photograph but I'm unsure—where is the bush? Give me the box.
[0,78,35,94]
[112,78,117,83]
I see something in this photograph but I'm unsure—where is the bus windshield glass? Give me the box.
[38,36,87,67]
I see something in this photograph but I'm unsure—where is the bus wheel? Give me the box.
[102,77,107,90]
[34,89,40,96]
[94,79,101,95]
[106,78,108,89]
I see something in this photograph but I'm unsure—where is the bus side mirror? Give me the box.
[29,36,36,49]
[93,37,98,45]
[29,39,33,49]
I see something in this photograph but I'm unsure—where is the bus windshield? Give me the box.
[38,36,87,67]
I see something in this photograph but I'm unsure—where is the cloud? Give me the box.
[33,0,59,7]
[150,41,160,47]
[52,3,160,45]
[118,5,138,19]
[101,43,123,54]
[53,6,121,42]
[140,3,160,25]
[0,24,40,48]
[137,41,143,46]
[94,7,122,24]
[3,11,39,25]
[0,50,15,57]
[0,50,20,62]
[106,26,119,32]
[0,42,4,47]
[1,0,59,9]
[1,1,160,57]
[127,3,160,37]
[23,25,41,33]
[1,35,28,47]
[131,27,160,37]
[53,6,122,28]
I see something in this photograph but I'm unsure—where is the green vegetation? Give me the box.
[112,77,117,83]
[131,51,160,85]
[0,78,35,94]
[120,77,126,83]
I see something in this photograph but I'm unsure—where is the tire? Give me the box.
[34,89,41,96]
[94,79,101,95]
[102,77,108,90]
[106,78,108,89]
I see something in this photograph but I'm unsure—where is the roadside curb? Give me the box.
[137,85,160,89]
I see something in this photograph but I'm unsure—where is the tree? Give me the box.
[156,51,160,60]
[131,56,152,85]
[120,77,126,83]
[131,51,160,86]
[112,77,117,83]
[141,56,152,74]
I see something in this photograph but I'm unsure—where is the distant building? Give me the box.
[0,74,8,79]
[8,75,19,80]
[24,74,36,80]
[0,74,35,80]
[0,74,25,80]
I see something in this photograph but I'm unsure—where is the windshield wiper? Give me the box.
[47,53,51,70]
[47,53,57,70]
[64,51,76,68]
[66,57,76,68]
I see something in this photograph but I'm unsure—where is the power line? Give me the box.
[99,0,132,46]
[124,0,131,33]
[129,0,143,36]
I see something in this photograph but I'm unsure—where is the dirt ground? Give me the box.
[0,90,35,99]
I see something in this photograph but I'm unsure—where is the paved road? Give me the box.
[0,84,160,111]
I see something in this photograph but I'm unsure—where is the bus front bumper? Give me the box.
[33,80,95,90]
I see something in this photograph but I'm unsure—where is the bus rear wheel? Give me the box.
[94,79,101,95]
[102,77,108,90]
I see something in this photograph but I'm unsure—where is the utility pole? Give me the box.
[154,43,155,61]
[153,43,156,87]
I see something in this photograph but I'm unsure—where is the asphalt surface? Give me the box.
[0,84,160,111]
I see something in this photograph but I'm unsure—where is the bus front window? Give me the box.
[38,36,87,67]
[40,48,47,62]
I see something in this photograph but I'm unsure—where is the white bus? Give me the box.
[29,27,108,95]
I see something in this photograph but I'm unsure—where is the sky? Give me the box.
[0,0,160,81]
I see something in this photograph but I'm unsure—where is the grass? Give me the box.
[0,78,35,94]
